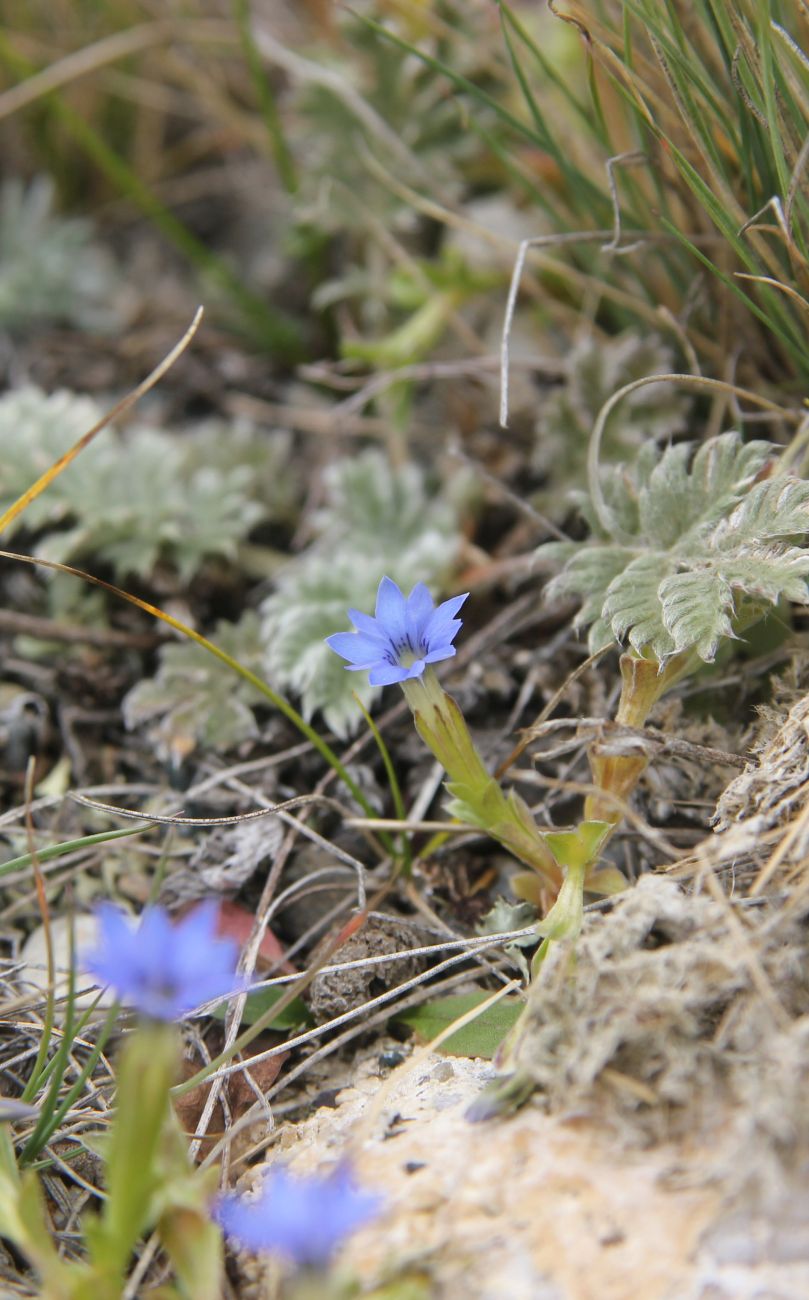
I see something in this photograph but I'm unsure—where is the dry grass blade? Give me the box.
[0,21,235,122]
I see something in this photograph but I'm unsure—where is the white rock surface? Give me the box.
[233,1051,809,1299]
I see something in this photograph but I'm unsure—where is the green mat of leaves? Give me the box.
[395,992,523,1059]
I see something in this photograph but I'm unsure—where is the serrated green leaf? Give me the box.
[0,387,102,534]
[716,475,809,544]
[689,433,773,526]
[603,553,675,656]
[637,440,696,548]
[574,465,643,540]
[544,430,809,663]
[395,992,524,1059]
[659,569,735,659]
[545,545,636,615]
[587,615,616,653]
[719,546,809,605]
[637,432,772,550]
[535,539,577,566]
[317,449,457,553]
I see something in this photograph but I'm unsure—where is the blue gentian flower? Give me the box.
[83,900,245,1021]
[213,1163,381,1269]
[326,575,468,686]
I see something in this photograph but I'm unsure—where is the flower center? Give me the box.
[395,638,424,668]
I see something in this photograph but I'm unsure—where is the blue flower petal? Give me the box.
[326,579,467,691]
[405,582,434,637]
[326,631,386,666]
[90,903,131,959]
[424,622,462,654]
[425,592,468,639]
[424,645,456,664]
[438,592,469,618]
[347,608,387,640]
[368,662,409,686]
[170,903,241,1010]
[374,576,408,647]
[83,902,243,1022]
[214,1163,381,1268]
[138,905,174,954]
[173,900,221,965]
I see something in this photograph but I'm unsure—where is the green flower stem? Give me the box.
[0,1125,18,1185]
[401,669,563,892]
[85,1023,178,1292]
[536,858,586,941]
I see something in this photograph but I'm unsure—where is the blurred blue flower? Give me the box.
[326,575,468,686]
[213,1163,382,1269]
[83,900,245,1021]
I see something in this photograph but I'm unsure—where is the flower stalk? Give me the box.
[402,669,564,893]
[328,577,621,929]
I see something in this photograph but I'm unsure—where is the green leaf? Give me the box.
[543,820,611,873]
[151,1123,223,1300]
[534,332,691,515]
[545,544,637,628]
[159,1202,222,1300]
[658,569,735,659]
[603,553,675,657]
[544,431,809,663]
[0,176,120,333]
[638,440,702,548]
[395,992,524,1059]
[316,449,458,555]
[211,985,311,1030]
[687,433,773,528]
[716,475,809,544]
[718,546,809,606]
[573,333,689,442]
[637,432,771,550]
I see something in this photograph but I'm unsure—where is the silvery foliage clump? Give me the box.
[261,449,462,737]
[542,432,809,661]
[123,612,268,760]
[534,332,691,491]
[0,387,295,581]
[0,177,121,332]
[125,449,463,751]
